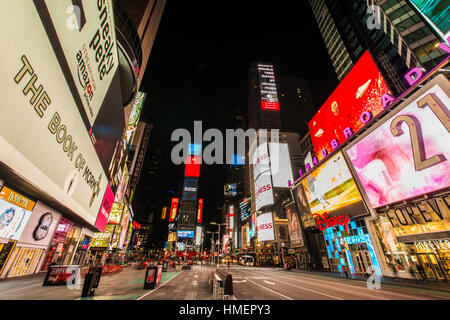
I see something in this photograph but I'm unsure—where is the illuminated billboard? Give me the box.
[197,199,203,223]
[185,156,201,177]
[258,63,280,110]
[269,143,294,188]
[239,198,251,221]
[286,203,304,248]
[0,2,109,228]
[45,0,119,126]
[308,51,391,160]
[292,184,316,229]
[177,230,194,239]
[345,79,450,208]
[252,143,274,211]
[410,0,449,39]
[90,224,115,248]
[301,152,367,218]
[168,198,179,222]
[0,187,36,240]
[94,184,114,232]
[224,184,237,197]
[182,177,199,201]
[257,212,275,242]
[107,202,124,225]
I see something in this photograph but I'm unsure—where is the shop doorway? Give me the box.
[417,254,446,281]
[349,243,372,275]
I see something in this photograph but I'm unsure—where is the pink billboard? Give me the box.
[346,82,450,208]
[94,184,115,232]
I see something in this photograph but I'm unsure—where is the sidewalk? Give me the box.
[288,268,450,293]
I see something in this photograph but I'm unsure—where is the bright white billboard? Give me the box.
[252,143,274,211]
[269,143,294,188]
[0,2,108,227]
[257,212,275,242]
[45,0,119,126]
[195,226,202,246]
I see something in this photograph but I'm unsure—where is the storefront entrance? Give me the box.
[349,243,372,275]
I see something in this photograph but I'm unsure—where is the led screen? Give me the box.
[168,198,179,222]
[224,184,237,197]
[301,152,367,218]
[90,224,115,248]
[107,202,124,225]
[185,156,201,177]
[286,203,304,247]
[197,199,203,223]
[410,0,449,39]
[258,63,280,110]
[308,51,391,160]
[269,143,294,188]
[94,184,114,232]
[292,184,316,229]
[257,212,275,242]
[177,230,194,238]
[182,177,199,201]
[346,83,450,208]
[252,143,274,211]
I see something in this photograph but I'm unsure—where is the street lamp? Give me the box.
[210,222,227,266]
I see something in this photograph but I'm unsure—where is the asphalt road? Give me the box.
[225,266,450,300]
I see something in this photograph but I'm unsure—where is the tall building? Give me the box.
[308,0,441,95]
[278,77,317,136]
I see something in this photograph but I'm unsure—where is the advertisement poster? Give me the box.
[258,63,280,110]
[257,212,275,242]
[286,203,304,248]
[182,177,199,201]
[0,3,108,228]
[107,201,124,225]
[346,81,450,208]
[292,184,316,229]
[94,184,114,232]
[308,51,391,160]
[0,187,36,240]
[43,265,80,286]
[45,0,119,126]
[90,224,115,248]
[252,143,274,211]
[18,201,61,247]
[269,143,294,188]
[301,152,367,218]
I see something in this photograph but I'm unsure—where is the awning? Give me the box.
[396,231,450,243]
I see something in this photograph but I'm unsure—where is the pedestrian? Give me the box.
[391,262,398,279]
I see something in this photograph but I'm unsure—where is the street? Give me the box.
[0,264,449,301]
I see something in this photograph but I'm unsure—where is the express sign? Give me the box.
[257,212,275,242]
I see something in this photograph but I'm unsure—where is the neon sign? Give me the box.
[313,212,350,233]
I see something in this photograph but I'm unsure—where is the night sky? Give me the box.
[135,1,339,240]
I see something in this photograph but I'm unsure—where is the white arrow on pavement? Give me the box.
[233,280,248,283]
[192,281,198,286]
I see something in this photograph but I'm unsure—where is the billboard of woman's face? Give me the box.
[286,203,304,248]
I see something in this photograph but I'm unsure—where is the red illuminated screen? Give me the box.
[197,199,203,223]
[169,198,179,222]
[261,101,280,110]
[308,51,391,160]
[185,156,200,177]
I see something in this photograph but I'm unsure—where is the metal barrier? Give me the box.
[208,268,233,300]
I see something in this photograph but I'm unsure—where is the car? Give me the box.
[238,255,255,266]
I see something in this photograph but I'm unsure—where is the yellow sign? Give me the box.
[161,206,168,220]
[0,186,35,211]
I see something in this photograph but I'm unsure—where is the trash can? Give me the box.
[144,265,163,290]
[81,266,103,297]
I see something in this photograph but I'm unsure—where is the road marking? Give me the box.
[240,269,344,300]
[264,280,276,285]
[194,275,198,278]
[136,270,184,300]
[192,280,198,286]
[246,278,294,300]
[233,280,248,283]
[252,276,268,279]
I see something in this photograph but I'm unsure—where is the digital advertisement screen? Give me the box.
[182,177,199,201]
[94,184,114,232]
[346,82,450,208]
[0,187,36,240]
[257,212,275,242]
[308,51,391,160]
[286,203,304,248]
[258,63,280,110]
[107,202,124,225]
[224,184,237,197]
[90,224,115,248]
[197,199,203,223]
[252,143,274,211]
[185,156,201,177]
[239,197,251,221]
[169,198,179,222]
[269,143,294,188]
[410,0,449,39]
[177,230,194,239]
[301,151,367,218]
[292,184,316,229]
